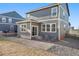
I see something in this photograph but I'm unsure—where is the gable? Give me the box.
[60,3,70,16]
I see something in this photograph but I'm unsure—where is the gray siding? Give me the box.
[60,4,69,22]
[40,20,58,41]
[27,6,58,20]
[0,24,17,32]
[0,24,10,31]
[0,16,23,32]
[29,8,51,17]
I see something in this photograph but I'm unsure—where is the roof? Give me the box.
[26,3,59,14]
[26,3,70,16]
[0,11,24,19]
[66,3,70,16]
[16,19,40,24]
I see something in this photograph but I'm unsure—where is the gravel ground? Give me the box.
[48,44,79,56]
[0,40,54,56]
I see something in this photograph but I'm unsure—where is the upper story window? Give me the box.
[2,17,6,23]
[27,14,30,18]
[9,18,12,23]
[62,10,66,18]
[51,7,57,17]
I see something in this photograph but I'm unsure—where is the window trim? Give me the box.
[51,7,57,17]
[41,24,46,32]
[46,24,50,32]
[50,23,56,33]
[41,23,56,33]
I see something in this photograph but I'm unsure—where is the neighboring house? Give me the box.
[0,11,24,33]
[17,3,70,41]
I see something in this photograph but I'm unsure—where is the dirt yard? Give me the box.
[0,39,54,56]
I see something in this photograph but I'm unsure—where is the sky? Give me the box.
[0,3,78,29]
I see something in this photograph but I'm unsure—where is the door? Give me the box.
[32,26,38,36]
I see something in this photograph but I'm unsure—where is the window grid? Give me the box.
[51,7,57,17]
[41,23,56,33]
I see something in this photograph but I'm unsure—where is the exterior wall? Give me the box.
[17,22,31,39]
[29,8,51,17]
[40,20,58,41]
[17,3,70,41]
[27,6,59,21]
[59,4,70,40]
[0,16,23,32]
[60,5,69,22]
[0,24,10,31]
[0,23,17,32]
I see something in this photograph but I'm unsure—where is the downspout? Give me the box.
[58,4,60,40]
[30,20,32,40]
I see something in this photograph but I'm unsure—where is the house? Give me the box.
[0,11,24,35]
[16,3,70,41]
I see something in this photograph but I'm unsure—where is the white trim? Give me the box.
[41,24,46,32]
[20,24,27,32]
[30,21,32,39]
[38,18,58,22]
[50,23,56,33]
[41,23,56,33]
[46,24,50,32]
[37,18,69,24]
[32,25,38,37]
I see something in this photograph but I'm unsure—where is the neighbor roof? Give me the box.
[0,11,24,19]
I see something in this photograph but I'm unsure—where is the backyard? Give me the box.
[0,36,79,56]
[0,37,54,56]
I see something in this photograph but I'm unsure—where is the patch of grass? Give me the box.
[0,36,8,41]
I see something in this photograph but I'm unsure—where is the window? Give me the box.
[41,23,56,32]
[51,7,57,16]
[20,24,27,32]
[47,24,50,31]
[41,24,45,32]
[27,14,30,18]
[51,24,56,32]
[63,10,65,18]
[9,18,12,23]
[21,25,26,28]
[2,17,6,23]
